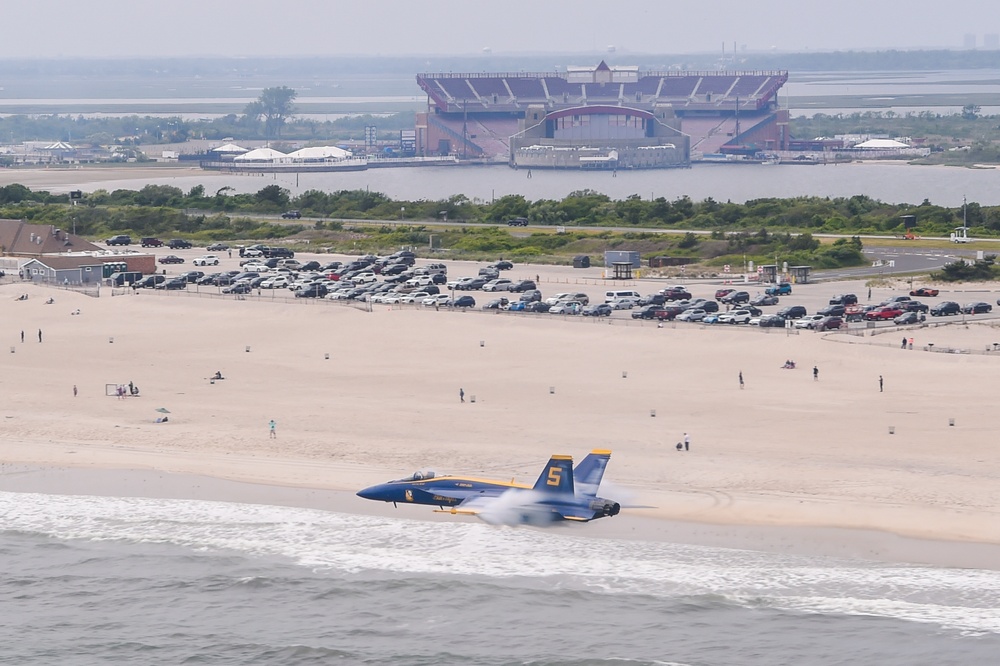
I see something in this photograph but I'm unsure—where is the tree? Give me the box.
[961,104,981,120]
[244,86,297,138]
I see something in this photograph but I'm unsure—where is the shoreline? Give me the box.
[3,461,1000,571]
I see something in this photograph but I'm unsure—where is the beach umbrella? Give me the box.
[155,407,171,414]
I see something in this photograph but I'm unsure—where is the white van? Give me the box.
[604,289,641,304]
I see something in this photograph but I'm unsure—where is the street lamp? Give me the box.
[400,206,405,220]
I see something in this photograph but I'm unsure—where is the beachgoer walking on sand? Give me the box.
[879,375,883,392]
[459,388,465,403]
[20,330,24,343]
[269,419,276,438]
[683,433,690,451]
[73,384,77,397]
[909,337,914,350]
[901,336,907,349]
[739,371,744,389]
[38,328,42,343]
[813,365,819,381]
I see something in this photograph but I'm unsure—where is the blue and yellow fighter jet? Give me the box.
[356,450,621,525]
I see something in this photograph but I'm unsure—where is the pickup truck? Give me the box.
[765,282,792,296]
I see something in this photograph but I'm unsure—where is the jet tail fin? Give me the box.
[573,449,611,498]
[532,455,575,495]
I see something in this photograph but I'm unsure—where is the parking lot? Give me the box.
[113,242,1000,332]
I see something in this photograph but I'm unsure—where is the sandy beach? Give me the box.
[3,258,1000,569]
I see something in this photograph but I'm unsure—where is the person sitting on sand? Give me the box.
[213,371,224,380]
[155,416,169,423]
[45,297,54,304]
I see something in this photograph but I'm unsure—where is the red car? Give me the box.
[909,287,939,297]
[864,307,903,320]
[715,288,735,300]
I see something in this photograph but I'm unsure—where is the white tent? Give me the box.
[854,138,909,149]
[210,143,248,153]
[286,146,352,161]
[233,147,287,162]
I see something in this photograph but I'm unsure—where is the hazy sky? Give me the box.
[4,0,999,58]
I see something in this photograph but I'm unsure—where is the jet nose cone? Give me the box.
[356,486,378,500]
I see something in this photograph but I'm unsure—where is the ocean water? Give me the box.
[2,491,999,665]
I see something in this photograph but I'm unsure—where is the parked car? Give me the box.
[829,293,858,305]
[930,301,961,316]
[584,303,614,317]
[901,301,929,313]
[894,312,922,325]
[864,307,904,321]
[776,305,807,320]
[482,298,510,310]
[794,314,827,329]
[137,275,166,288]
[140,237,163,247]
[519,290,542,303]
[765,282,792,296]
[817,304,846,317]
[179,271,204,283]
[483,279,513,292]
[452,295,476,308]
[156,278,187,290]
[910,287,940,297]
[676,308,708,322]
[526,301,551,313]
[458,277,488,291]
[717,309,753,324]
[751,294,779,306]
[630,305,666,320]
[757,315,787,328]
[158,255,185,264]
[611,297,638,310]
[492,260,514,270]
[167,239,192,249]
[699,301,720,313]
[505,217,528,227]
[281,210,302,219]
[963,301,993,314]
[106,235,132,246]
[702,314,722,324]
[714,288,736,300]
[549,301,582,315]
[206,242,230,251]
[509,280,537,292]
[260,276,290,289]
[660,287,692,301]
[295,284,329,298]
[222,283,253,294]
[815,316,844,331]
[638,293,667,307]
[193,254,221,266]
[720,291,750,305]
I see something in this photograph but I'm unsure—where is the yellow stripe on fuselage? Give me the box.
[402,475,532,489]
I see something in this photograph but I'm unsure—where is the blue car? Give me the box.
[765,282,792,296]
[507,301,526,311]
[702,314,721,324]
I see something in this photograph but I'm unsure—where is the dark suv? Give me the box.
[167,239,192,249]
[281,210,302,219]
[140,237,163,247]
[106,235,132,246]
[930,301,961,317]
[777,305,807,320]
[506,217,528,226]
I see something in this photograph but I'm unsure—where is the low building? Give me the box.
[0,219,101,256]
